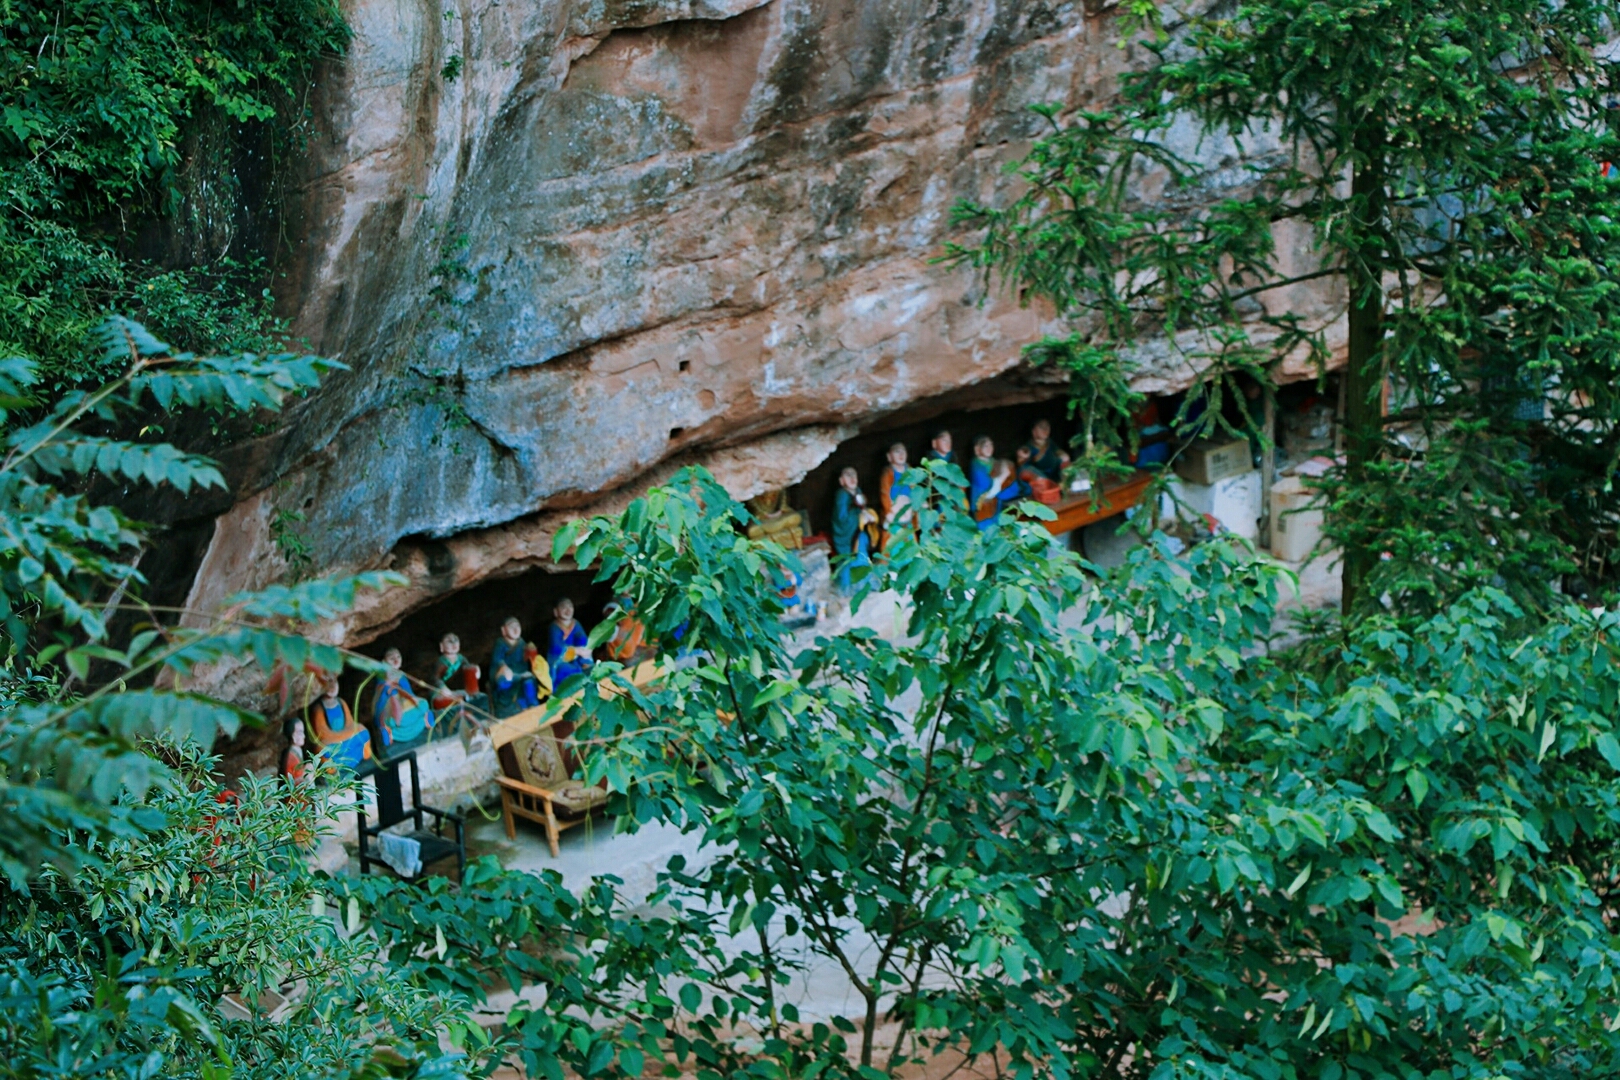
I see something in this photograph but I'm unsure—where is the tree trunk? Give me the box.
[1341,130,1385,617]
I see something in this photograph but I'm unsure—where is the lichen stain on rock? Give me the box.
[184,0,1346,650]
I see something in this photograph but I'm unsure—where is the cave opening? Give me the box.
[350,566,618,710]
[789,390,1085,546]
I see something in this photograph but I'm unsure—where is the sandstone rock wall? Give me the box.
[188,0,1344,649]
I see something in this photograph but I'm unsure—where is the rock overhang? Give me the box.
[184,0,1346,660]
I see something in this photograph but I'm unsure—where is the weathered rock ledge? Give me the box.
[184,0,1346,661]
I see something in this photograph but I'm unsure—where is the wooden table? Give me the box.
[1040,472,1155,538]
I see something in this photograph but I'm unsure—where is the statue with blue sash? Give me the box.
[374,647,434,750]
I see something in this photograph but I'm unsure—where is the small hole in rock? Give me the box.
[669,427,686,440]
[678,360,691,373]
[303,496,316,510]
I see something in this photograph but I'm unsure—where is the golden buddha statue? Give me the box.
[746,488,807,550]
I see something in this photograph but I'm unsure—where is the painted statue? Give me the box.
[491,617,542,718]
[877,442,913,550]
[969,435,1023,530]
[282,715,310,785]
[831,467,878,557]
[373,647,434,748]
[603,597,648,663]
[547,597,593,687]
[831,466,877,593]
[922,429,969,514]
[1019,419,1071,483]
[308,674,372,773]
[745,488,808,549]
[432,632,488,720]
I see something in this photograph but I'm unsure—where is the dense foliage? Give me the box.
[0,752,477,1079]
[545,466,1620,1079]
[3,348,1618,1078]
[953,0,1620,618]
[0,316,388,882]
[0,0,349,385]
[0,314,527,1076]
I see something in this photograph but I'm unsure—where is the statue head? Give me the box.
[931,430,952,456]
[502,617,522,643]
[750,488,786,515]
[284,715,305,751]
[973,435,994,460]
[1032,419,1052,445]
[320,675,340,701]
[439,632,460,657]
[554,597,575,624]
[383,648,403,670]
[839,466,859,493]
[887,442,907,469]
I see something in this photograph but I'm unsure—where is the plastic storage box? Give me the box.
[1270,476,1326,562]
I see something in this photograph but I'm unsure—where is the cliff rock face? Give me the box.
[188,0,1341,647]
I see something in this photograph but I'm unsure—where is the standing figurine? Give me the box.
[922,429,968,514]
[282,716,310,785]
[308,674,372,773]
[547,598,593,687]
[831,467,873,557]
[877,443,913,551]
[831,467,877,591]
[491,618,541,718]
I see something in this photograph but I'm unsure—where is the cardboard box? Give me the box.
[1174,437,1253,485]
[1270,476,1326,562]
[1169,470,1262,540]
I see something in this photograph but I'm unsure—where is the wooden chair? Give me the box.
[491,719,607,856]
[488,660,663,857]
[356,750,466,880]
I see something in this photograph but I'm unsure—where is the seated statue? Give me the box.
[491,618,543,719]
[602,597,649,664]
[547,597,594,688]
[746,488,807,549]
[307,674,373,773]
[373,647,434,749]
[432,633,490,721]
[1019,419,1071,484]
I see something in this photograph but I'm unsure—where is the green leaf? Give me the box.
[679,983,702,1012]
[1596,733,1620,772]
[1406,769,1430,808]
[552,520,581,563]
[753,680,796,707]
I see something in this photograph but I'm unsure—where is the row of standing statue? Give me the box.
[282,596,648,783]
[830,421,1073,559]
